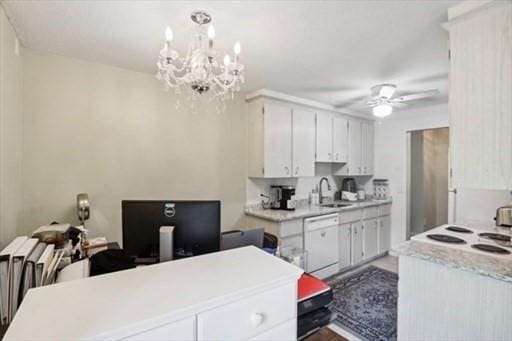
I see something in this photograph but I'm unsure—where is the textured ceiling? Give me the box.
[2,0,457,114]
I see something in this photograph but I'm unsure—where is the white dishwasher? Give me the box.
[304,214,339,278]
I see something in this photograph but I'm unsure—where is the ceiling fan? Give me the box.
[366,84,439,118]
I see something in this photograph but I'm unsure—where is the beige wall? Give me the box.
[0,7,23,248]
[22,49,247,244]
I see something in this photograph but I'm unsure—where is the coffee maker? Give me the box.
[270,185,296,210]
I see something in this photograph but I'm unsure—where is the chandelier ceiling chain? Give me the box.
[156,10,245,111]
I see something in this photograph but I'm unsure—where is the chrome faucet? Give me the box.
[319,177,332,204]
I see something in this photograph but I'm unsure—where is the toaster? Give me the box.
[495,205,512,227]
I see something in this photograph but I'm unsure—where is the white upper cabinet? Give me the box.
[247,98,316,178]
[315,112,333,162]
[292,108,316,177]
[347,120,362,175]
[362,122,374,175]
[247,93,374,178]
[263,102,293,178]
[333,116,348,163]
[449,2,512,190]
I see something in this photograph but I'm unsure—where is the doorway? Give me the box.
[406,127,449,238]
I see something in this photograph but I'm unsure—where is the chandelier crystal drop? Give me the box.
[156,10,245,111]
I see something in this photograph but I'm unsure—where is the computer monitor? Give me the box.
[121,200,221,260]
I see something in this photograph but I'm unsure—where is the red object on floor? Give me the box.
[298,273,331,302]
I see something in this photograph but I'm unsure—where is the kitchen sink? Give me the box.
[320,203,354,208]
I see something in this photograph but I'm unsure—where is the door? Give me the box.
[292,108,316,176]
[378,216,391,253]
[315,112,333,162]
[351,221,363,265]
[305,225,339,272]
[333,116,348,163]
[263,102,292,177]
[347,120,362,175]
[339,223,351,270]
[408,128,449,236]
[362,122,374,175]
[363,218,378,259]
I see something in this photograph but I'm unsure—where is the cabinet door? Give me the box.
[315,112,333,162]
[362,122,374,175]
[363,218,378,259]
[292,108,316,177]
[339,223,352,270]
[378,216,391,253]
[351,221,363,265]
[449,4,512,189]
[333,116,348,163]
[347,120,362,175]
[263,102,292,177]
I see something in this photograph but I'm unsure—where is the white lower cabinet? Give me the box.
[363,218,379,260]
[339,224,352,269]
[197,283,296,340]
[351,221,364,265]
[122,317,195,341]
[378,215,391,253]
[250,319,296,341]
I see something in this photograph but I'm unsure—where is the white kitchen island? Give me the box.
[393,222,512,340]
[4,246,303,341]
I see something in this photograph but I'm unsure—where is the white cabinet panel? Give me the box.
[292,108,316,176]
[197,283,296,341]
[333,116,348,163]
[363,218,379,260]
[315,112,333,162]
[378,216,391,253]
[122,318,195,341]
[263,102,292,177]
[351,221,364,265]
[449,3,512,190]
[362,122,374,175]
[347,120,362,175]
[339,223,352,270]
[250,319,296,341]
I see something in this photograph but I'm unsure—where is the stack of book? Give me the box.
[0,236,63,325]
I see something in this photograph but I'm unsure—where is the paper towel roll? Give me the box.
[159,226,175,262]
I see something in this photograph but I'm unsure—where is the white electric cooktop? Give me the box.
[412,224,512,259]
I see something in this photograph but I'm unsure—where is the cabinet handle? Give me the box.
[336,153,339,160]
[250,313,265,326]
[284,166,289,175]
[358,166,361,174]
[295,166,299,175]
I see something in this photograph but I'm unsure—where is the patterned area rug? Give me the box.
[327,266,398,341]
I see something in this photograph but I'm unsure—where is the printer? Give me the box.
[297,273,334,338]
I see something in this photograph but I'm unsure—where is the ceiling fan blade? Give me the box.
[392,89,439,102]
[392,102,408,109]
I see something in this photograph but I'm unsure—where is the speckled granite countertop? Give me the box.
[244,198,392,222]
[392,220,512,283]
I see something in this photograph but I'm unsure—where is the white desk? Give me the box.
[5,246,303,340]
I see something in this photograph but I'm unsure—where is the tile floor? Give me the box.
[327,255,398,341]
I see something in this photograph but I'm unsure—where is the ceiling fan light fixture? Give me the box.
[373,104,393,118]
[378,84,396,99]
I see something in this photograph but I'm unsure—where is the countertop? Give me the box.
[5,246,303,340]
[392,220,512,283]
[244,198,392,222]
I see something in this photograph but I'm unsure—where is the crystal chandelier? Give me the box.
[156,11,245,109]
